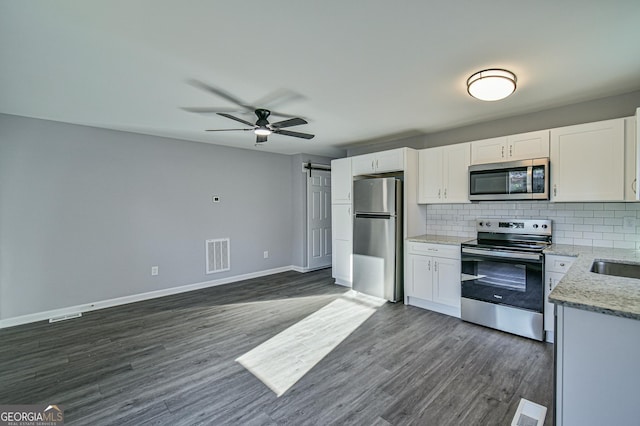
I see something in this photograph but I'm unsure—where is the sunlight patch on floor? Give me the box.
[236,290,386,397]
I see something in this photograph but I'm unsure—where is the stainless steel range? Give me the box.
[460,218,552,341]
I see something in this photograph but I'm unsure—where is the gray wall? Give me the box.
[290,153,333,268]
[347,89,640,156]
[0,114,294,319]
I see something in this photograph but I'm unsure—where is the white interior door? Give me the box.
[307,169,332,269]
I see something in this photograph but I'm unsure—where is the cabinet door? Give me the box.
[443,143,470,203]
[470,137,507,164]
[374,148,405,173]
[507,130,550,161]
[433,257,460,308]
[332,204,352,284]
[331,157,352,204]
[550,118,625,202]
[418,148,443,203]
[624,116,637,201]
[407,254,433,300]
[332,239,352,284]
[544,271,564,332]
[331,204,352,241]
[351,153,376,176]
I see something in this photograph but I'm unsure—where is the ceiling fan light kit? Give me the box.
[467,68,517,101]
[254,127,272,136]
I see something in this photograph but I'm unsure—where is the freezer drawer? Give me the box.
[352,215,400,301]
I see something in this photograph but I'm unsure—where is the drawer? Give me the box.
[546,255,576,273]
[407,242,460,259]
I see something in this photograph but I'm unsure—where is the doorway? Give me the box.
[306,169,332,269]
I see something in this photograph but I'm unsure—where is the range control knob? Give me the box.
[478,221,484,227]
[533,224,539,229]
[486,222,491,227]
[542,224,548,229]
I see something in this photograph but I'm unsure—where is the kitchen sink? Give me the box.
[590,260,640,279]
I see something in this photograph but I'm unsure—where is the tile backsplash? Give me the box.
[426,202,640,249]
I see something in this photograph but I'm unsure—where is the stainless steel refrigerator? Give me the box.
[352,177,403,302]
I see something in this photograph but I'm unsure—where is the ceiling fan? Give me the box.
[182,80,314,144]
[207,109,314,144]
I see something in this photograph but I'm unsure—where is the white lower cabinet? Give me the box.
[405,242,461,317]
[331,204,352,286]
[544,254,576,342]
[556,306,640,426]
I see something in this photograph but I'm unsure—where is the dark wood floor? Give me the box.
[0,269,553,425]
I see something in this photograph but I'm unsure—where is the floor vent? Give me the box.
[511,398,547,426]
[206,238,230,274]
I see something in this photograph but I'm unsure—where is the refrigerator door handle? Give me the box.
[355,213,393,219]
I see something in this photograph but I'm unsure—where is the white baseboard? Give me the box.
[291,265,331,273]
[0,265,295,329]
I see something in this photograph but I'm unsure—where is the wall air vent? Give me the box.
[206,238,230,274]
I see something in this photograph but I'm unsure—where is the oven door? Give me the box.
[460,247,544,313]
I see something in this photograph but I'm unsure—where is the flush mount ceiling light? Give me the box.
[467,69,517,101]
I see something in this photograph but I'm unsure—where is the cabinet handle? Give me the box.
[428,260,431,271]
[438,189,441,199]
[501,146,505,158]
[371,160,375,170]
[434,261,438,272]
[444,188,447,199]
[633,178,637,194]
[559,263,565,267]
[553,184,557,197]
[376,159,379,169]
[549,277,552,291]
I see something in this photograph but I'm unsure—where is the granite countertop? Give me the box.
[546,244,640,320]
[406,234,472,245]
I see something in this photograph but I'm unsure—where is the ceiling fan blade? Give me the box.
[256,134,268,143]
[253,89,305,110]
[187,80,256,111]
[274,129,315,140]
[182,107,247,114]
[217,113,256,127]
[270,117,308,129]
[205,128,253,132]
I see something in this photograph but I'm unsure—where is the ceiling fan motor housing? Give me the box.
[255,108,271,127]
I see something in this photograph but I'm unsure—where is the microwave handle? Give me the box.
[527,166,533,194]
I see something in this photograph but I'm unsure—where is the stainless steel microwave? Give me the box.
[469,158,549,201]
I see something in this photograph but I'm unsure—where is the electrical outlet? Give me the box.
[263,251,269,259]
[623,216,636,231]
[212,196,221,203]
[151,266,159,276]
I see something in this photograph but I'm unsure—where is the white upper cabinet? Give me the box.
[550,118,625,202]
[470,136,507,164]
[471,130,550,165]
[331,157,352,204]
[418,143,470,204]
[351,148,405,176]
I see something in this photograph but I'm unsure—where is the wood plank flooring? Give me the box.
[0,269,554,425]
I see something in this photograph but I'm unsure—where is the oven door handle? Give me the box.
[461,247,542,262]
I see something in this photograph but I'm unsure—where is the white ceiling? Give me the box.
[1,1,640,157]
